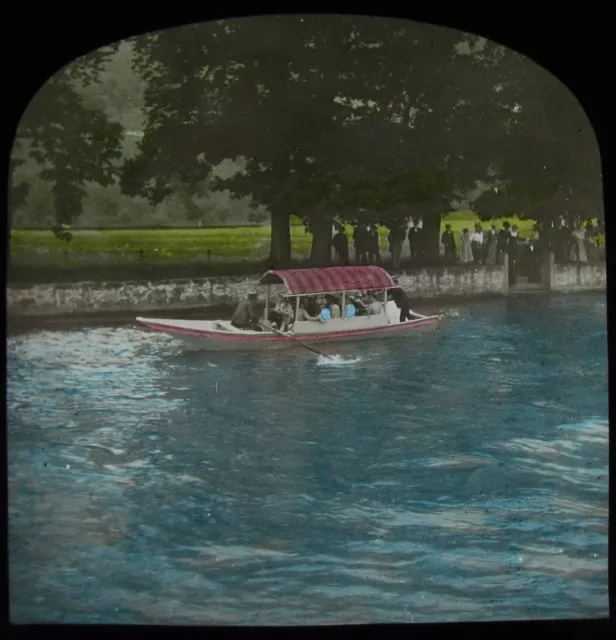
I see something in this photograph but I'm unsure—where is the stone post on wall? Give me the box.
[541,252,555,290]
[502,253,509,294]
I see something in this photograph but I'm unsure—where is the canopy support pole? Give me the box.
[383,289,388,315]
[341,291,346,318]
[265,285,270,320]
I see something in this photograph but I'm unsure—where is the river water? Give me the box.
[7,293,609,624]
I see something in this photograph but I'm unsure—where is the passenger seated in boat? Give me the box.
[325,294,341,319]
[296,297,320,322]
[352,296,367,316]
[318,295,339,322]
[231,291,263,331]
[268,294,294,332]
[277,294,295,331]
[304,295,320,317]
[343,296,357,318]
[364,293,384,315]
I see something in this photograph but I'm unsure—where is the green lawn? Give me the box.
[10,226,284,262]
[10,212,535,266]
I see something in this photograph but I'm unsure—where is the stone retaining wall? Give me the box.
[7,264,507,317]
[7,277,262,317]
[394,264,507,298]
[6,256,605,318]
[552,263,607,292]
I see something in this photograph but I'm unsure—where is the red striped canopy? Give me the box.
[259,266,396,296]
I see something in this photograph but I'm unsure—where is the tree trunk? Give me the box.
[310,215,334,266]
[269,208,291,266]
[421,213,442,260]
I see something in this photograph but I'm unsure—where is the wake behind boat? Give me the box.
[136,266,441,351]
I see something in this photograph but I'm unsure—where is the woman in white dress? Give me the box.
[570,227,588,263]
[584,222,599,263]
[460,228,473,264]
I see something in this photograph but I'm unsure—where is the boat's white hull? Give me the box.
[136,314,441,352]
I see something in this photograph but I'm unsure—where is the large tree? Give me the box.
[471,41,603,225]
[11,47,124,225]
[122,16,369,264]
[122,17,601,265]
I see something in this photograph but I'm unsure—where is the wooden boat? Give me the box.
[136,266,441,351]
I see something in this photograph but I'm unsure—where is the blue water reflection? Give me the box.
[7,293,608,624]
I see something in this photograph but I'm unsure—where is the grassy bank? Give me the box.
[9,212,535,283]
[10,212,534,261]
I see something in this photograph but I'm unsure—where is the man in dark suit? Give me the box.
[440,223,456,264]
[388,224,406,269]
[390,277,420,322]
[497,222,512,265]
[353,223,369,264]
[332,222,349,265]
[407,225,419,261]
[367,224,382,265]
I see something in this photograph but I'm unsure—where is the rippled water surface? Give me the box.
[8,294,609,624]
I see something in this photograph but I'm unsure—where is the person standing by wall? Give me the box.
[407,224,419,263]
[584,220,599,263]
[414,218,426,261]
[353,222,368,265]
[388,225,402,269]
[440,223,457,264]
[388,223,406,270]
[485,224,498,265]
[527,224,542,283]
[367,224,382,265]
[460,228,473,264]
[508,225,520,285]
[496,222,512,265]
[570,225,588,263]
[556,216,574,263]
[470,223,484,264]
[332,221,350,265]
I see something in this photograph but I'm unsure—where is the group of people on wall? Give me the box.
[329,216,604,282]
[331,219,432,268]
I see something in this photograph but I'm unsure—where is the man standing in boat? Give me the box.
[391,277,420,322]
[231,291,263,331]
